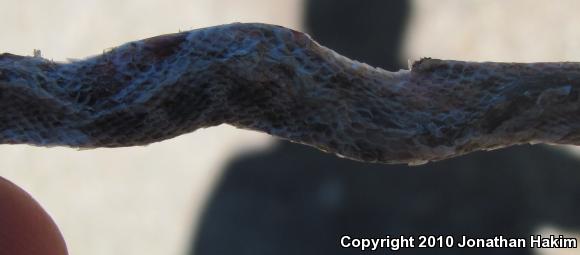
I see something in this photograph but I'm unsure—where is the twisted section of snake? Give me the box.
[1,23,580,164]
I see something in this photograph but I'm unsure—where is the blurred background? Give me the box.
[1,0,580,254]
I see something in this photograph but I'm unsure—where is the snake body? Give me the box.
[2,23,580,164]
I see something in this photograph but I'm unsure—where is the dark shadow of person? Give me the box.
[191,1,580,254]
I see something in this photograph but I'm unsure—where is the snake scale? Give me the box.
[1,23,580,165]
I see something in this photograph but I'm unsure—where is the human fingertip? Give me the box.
[0,176,68,255]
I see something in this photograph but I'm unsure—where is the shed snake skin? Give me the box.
[2,23,580,165]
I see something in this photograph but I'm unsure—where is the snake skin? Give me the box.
[1,23,580,164]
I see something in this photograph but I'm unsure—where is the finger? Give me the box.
[0,177,68,255]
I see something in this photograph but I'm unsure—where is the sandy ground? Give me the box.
[0,0,579,254]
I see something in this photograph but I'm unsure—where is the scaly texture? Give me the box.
[1,23,580,165]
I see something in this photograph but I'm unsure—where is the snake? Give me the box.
[1,23,580,165]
